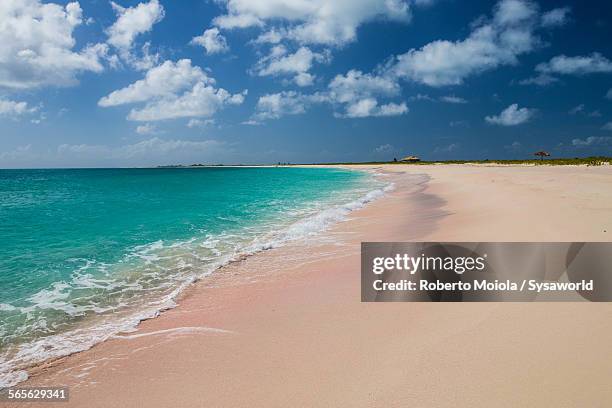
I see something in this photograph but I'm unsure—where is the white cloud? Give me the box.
[191,28,229,55]
[440,95,467,104]
[602,122,612,131]
[327,69,406,117]
[606,88,612,100]
[518,73,558,86]
[343,99,408,118]
[213,0,413,46]
[387,0,544,87]
[252,91,310,121]
[106,0,164,52]
[135,123,159,134]
[541,7,570,27]
[494,0,538,25]
[99,59,208,107]
[124,42,160,71]
[251,68,409,120]
[187,118,215,128]
[99,59,246,121]
[409,93,435,102]
[127,82,246,122]
[0,0,107,89]
[572,136,612,147]
[536,53,612,75]
[485,103,535,126]
[0,99,37,117]
[213,13,263,30]
[328,70,400,102]
[253,29,284,45]
[254,46,329,86]
[294,72,315,87]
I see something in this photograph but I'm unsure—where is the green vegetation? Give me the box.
[316,157,612,166]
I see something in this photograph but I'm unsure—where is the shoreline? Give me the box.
[11,164,612,407]
[0,166,392,389]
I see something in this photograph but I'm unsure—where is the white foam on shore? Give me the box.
[0,172,395,389]
[249,182,395,251]
[112,326,234,340]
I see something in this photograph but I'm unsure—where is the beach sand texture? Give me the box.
[12,164,612,407]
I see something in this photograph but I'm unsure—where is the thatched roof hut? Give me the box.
[400,156,421,162]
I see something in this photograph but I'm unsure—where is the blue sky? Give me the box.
[1,0,612,167]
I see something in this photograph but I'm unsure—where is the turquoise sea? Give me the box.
[0,167,389,386]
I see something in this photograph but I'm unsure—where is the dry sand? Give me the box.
[11,164,612,407]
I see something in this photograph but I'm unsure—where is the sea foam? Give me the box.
[0,170,393,388]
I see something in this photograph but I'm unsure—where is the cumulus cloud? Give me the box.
[386,0,547,87]
[607,89,612,100]
[99,59,246,121]
[328,70,400,103]
[250,67,410,121]
[327,69,406,117]
[107,0,164,52]
[254,46,329,86]
[99,59,208,106]
[536,53,612,75]
[213,0,414,46]
[0,0,107,89]
[0,99,38,117]
[213,13,263,30]
[541,7,571,27]
[105,0,165,70]
[602,122,612,131]
[485,103,535,126]
[251,91,311,121]
[191,28,229,55]
[127,83,246,121]
[250,68,409,121]
[341,98,407,118]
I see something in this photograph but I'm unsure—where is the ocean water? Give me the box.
[0,167,390,386]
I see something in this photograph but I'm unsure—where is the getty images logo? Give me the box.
[372,253,487,275]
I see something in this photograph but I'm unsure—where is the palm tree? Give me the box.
[534,151,550,161]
